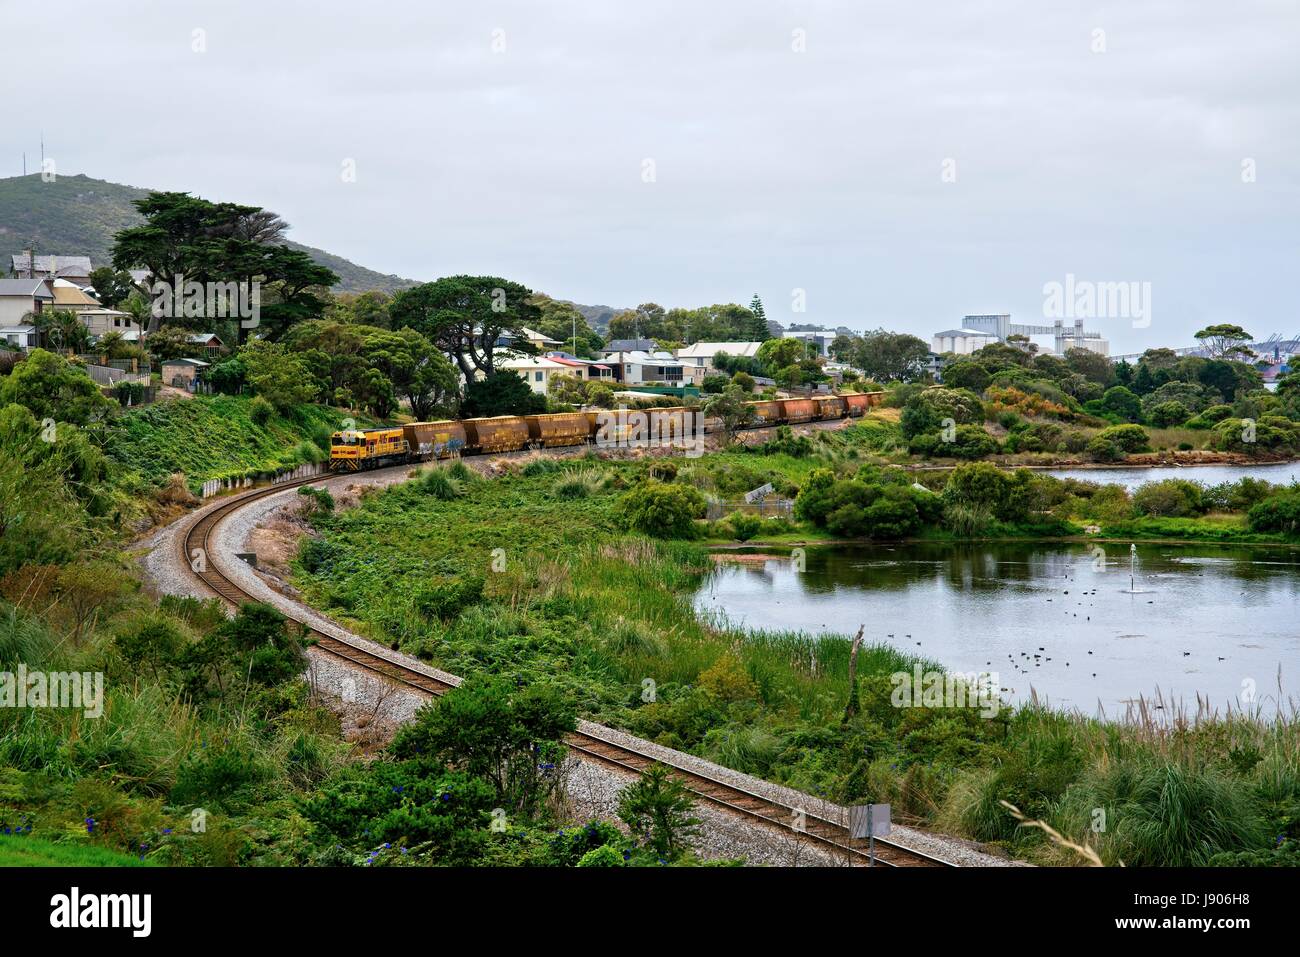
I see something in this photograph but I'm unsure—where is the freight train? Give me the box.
[328,391,884,471]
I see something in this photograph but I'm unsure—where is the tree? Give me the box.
[0,349,113,427]
[1194,324,1254,360]
[146,324,200,361]
[755,337,803,374]
[56,561,132,645]
[87,267,137,309]
[111,191,338,341]
[461,369,545,417]
[531,294,603,357]
[747,294,771,341]
[617,763,701,861]
[1099,386,1143,422]
[850,330,931,382]
[1063,347,1115,386]
[391,677,576,819]
[607,303,676,342]
[116,616,186,681]
[361,327,458,419]
[702,384,756,442]
[182,601,306,704]
[240,340,317,412]
[325,290,392,329]
[389,276,541,379]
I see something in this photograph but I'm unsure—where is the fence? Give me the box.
[706,498,795,521]
[199,461,327,499]
[85,363,151,387]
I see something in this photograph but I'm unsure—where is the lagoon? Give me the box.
[696,542,1300,715]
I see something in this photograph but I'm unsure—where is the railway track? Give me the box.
[180,471,957,868]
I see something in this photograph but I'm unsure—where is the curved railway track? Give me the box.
[180,471,957,868]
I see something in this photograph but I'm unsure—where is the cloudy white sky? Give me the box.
[4,0,1297,352]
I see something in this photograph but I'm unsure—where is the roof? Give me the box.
[51,282,100,308]
[189,333,223,344]
[0,278,54,299]
[546,355,611,371]
[519,326,562,344]
[602,338,657,353]
[496,354,571,371]
[10,254,93,275]
[160,357,210,368]
[609,350,683,367]
[933,328,998,338]
[676,341,762,359]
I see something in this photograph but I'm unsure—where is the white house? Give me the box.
[0,278,54,347]
[497,354,575,395]
[674,341,762,374]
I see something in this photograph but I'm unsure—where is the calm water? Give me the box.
[695,543,1300,714]
[1043,461,1300,490]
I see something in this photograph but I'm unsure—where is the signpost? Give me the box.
[848,803,891,866]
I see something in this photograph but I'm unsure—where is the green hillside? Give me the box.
[0,172,416,294]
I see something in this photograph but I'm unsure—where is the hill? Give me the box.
[0,172,417,294]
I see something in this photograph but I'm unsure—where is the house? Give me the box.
[188,333,225,358]
[496,354,575,395]
[543,353,615,384]
[601,350,685,386]
[0,278,54,346]
[670,343,759,382]
[80,309,141,341]
[600,339,657,356]
[160,357,209,388]
[493,326,563,351]
[10,253,93,286]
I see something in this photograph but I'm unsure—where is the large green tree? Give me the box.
[111,191,337,342]
[388,275,540,379]
[850,330,931,382]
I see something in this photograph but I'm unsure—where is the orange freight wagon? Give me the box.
[462,416,530,453]
[524,412,591,448]
[402,421,467,460]
[780,398,816,424]
[813,395,848,419]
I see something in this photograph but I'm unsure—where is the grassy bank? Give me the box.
[106,395,358,490]
[293,453,1300,865]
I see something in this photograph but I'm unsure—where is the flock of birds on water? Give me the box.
[714,554,1245,704]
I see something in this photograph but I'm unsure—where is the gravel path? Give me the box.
[137,463,1023,867]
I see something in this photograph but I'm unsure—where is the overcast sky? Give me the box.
[4,0,1297,352]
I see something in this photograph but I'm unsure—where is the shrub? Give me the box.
[248,395,275,426]
[617,763,701,861]
[724,512,763,542]
[1095,424,1151,453]
[1132,480,1204,518]
[419,467,463,500]
[1247,489,1300,535]
[1148,401,1192,428]
[413,575,485,621]
[1086,437,1122,462]
[622,481,706,538]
